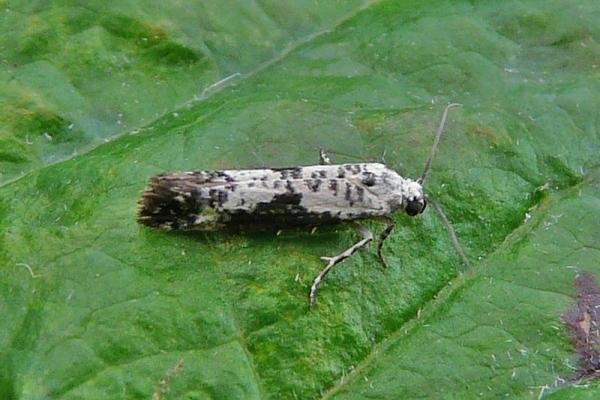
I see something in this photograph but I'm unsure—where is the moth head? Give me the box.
[401,180,427,216]
[405,197,427,216]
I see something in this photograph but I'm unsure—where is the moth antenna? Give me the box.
[429,198,471,270]
[418,103,462,185]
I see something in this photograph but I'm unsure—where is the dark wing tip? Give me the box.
[136,175,178,229]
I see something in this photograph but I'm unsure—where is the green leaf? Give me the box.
[1,0,600,399]
[0,0,371,184]
[324,172,600,399]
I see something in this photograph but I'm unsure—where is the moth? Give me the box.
[137,103,468,306]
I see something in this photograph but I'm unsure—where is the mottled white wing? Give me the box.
[138,163,410,230]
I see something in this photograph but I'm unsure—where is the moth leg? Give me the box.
[376,216,396,269]
[309,225,373,307]
[380,148,387,164]
[319,148,332,165]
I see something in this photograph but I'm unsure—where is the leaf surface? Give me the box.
[0,0,371,183]
[1,0,600,399]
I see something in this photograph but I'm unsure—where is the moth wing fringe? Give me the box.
[137,174,188,229]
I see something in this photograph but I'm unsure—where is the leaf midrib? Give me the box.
[319,174,589,399]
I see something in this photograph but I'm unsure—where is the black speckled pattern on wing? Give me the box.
[137,163,415,230]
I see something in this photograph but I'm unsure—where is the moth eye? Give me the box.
[405,199,426,216]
